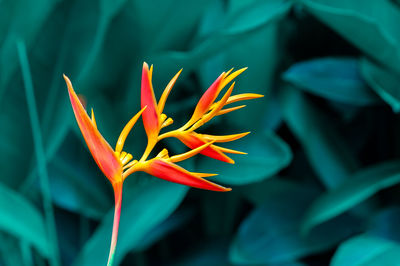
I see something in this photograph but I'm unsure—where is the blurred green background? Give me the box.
[2,0,400,265]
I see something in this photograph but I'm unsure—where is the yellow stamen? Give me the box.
[156,148,169,159]
[119,151,127,160]
[161,117,173,128]
[158,69,182,113]
[169,141,215,163]
[159,113,167,125]
[121,153,133,165]
[115,106,147,155]
[123,160,138,170]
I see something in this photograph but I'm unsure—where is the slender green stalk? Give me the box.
[17,41,60,266]
[107,182,123,266]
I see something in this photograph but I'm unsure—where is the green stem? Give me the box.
[107,182,123,266]
[17,41,60,266]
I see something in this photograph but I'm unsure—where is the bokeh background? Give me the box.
[2,0,400,265]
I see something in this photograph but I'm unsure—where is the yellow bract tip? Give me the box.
[91,108,97,128]
[115,106,147,154]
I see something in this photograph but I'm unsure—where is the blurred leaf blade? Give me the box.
[230,179,359,264]
[331,235,400,266]
[196,131,292,185]
[279,86,358,188]
[283,57,379,106]
[300,0,400,74]
[360,57,400,112]
[302,160,400,234]
[0,182,49,258]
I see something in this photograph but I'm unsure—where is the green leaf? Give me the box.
[148,0,291,81]
[279,86,359,188]
[0,182,49,258]
[0,0,60,100]
[331,235,400,266]
[367,208,400,243]
[300,0,400,74]
[73,179,188,266]
[132,208,193,252]
[196,131,292,185]
[49,157,111,219]
[223,0,292,35]
[0,99,33,188]
[230,180,358,264]
[301,160,400,234]
[360,57,400,112]
[283,57,379,106]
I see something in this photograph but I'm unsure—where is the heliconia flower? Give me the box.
[64,62,262,265]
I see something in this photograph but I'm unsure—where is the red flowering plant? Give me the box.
[64,63,262,265]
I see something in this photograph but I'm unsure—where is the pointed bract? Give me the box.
[187,73,224,126]
[141,63,160,142]
[145,159,231,192]
[158,69,182,113]
[64,75,122,183]
[177,132,234,164]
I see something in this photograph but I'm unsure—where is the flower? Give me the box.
[64,62,262,265]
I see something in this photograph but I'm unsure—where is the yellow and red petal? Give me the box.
[145,159,231,192]
[188,73,224,125]
[64,75,122,183]
[177,132,234,164]
[141,62,160,140]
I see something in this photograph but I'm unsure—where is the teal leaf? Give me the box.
[367,208,400,243]
[283,57,379,106]
[360,57,400,112]
[0,182,49,258]
[223,0,292,35]
[0,0,60,100]
[301,160,400,234]
[230,180,358,264]
[300,0,400,74]
[49,157,111,219]
[73,180,188,266]
[279,86,359,188]
[331,235,400,266]
[132,208,193,252]
[149,0,291,81]
[196,131,292,185]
